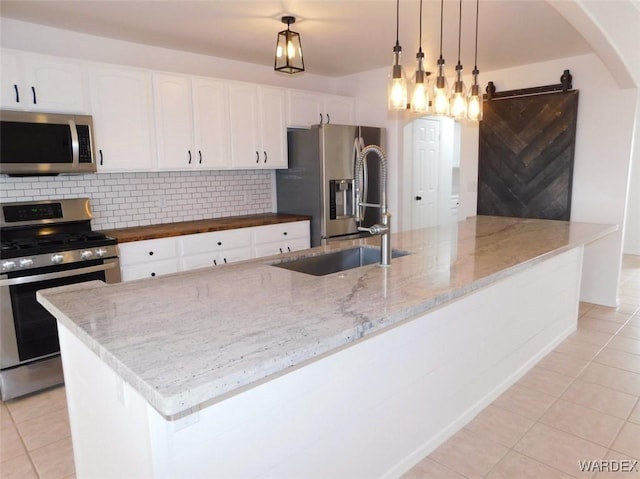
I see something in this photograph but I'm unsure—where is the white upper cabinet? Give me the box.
[153,73,230,170]
[287,90,355,128]
[88,64,156,172]
[228,82,287,169]
[1,49,88,113]
[191,78,230,169]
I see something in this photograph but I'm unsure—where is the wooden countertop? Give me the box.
[99,213,311,243]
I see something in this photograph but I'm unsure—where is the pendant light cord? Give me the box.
[457,0,462,64]
[396,0,400,45]
[439,0,444,56]
[474,0,479,71]
[419,0,423,51]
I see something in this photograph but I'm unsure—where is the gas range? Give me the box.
[0,197,121,400]
[1,199,118,273]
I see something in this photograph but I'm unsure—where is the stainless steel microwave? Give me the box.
[0,110,96,176]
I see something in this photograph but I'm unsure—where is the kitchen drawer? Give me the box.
[253,221,309,245]
[179,228,252,255]
[181,247,252,270]
[254,238,310,258]
[121,259,180,281]
[118,237,179,266]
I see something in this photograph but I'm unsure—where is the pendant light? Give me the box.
[411,0,429,113]
[449,0,467,118]
[432,0,450,116]
[274,16,304,74]
[467,0,482,121]
[388,0,408,110]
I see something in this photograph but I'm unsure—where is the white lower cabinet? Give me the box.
[180,228,253,269]
[118,220,310,281]
[253,221,310,257]
[118,237,180,281]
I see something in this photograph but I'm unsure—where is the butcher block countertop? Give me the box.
[38,216,616,419]
[99,213,311,243]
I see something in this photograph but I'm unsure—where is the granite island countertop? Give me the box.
[37,216,617,419]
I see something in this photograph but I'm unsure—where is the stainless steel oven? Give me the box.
[0,198,120,400]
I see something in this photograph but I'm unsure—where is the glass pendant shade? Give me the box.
[467,76,483,121]
[432,61,450,116]
[388,47,408,110]
[411,55,429,113]
[274,16,304,74]
[450,67,467,119]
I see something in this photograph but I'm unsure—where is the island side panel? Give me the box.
[57,247,583,478]
[58,324,161,478]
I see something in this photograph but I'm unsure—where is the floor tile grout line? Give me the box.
[5,403,41,478]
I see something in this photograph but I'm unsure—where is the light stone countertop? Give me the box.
[37,216,617,419]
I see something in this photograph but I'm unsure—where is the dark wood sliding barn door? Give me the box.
[477,90,579,220]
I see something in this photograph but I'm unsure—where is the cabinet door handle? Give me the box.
[213,259,217,266]
[150,272,156,277]
[415,196,422,201]
[31,86,37,104]
[198,150,202,164]
[263,151,267,163]
[148,251,154,256]
[223,258,227,264]
[287,246,291,252]
[217,241,222,246]
[283,231,288,236]
[99,149,104,165]
[255,151,259,163]
[319,113,323,124]
[326,113,331,124]
[279,247,283,254]
[188,150,192,164]
[13,84,19,103]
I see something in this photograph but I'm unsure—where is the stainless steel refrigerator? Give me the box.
[276,124,386,246]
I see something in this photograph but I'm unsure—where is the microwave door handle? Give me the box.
[0,262,117,287]
[68,120,79,165]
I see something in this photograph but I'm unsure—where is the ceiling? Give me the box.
[0,0,593,77]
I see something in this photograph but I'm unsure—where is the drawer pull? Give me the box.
[150,272,156,277]
[13,84,19,103]
[148,251,154,256]
[279,248,283,254]
[223,258,227,264]
[213,259,217,266]
[283,231,288,236]
[217,241,222,246]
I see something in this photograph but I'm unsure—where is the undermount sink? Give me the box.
[271,246,409,276]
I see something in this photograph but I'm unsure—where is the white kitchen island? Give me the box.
[37,216,616,479]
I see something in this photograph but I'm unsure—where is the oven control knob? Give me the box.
[95,248,107,258]
[51,254,64,264]
[80,250,94,260]
[19,258,34,268]
[2,261,16,271]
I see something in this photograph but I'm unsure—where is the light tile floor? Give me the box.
[404,254,640,479]
[1,255,639,479]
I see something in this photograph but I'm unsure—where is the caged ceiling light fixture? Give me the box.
[388,0,408,110]
[274,16,305,74]
[411,0,430,113]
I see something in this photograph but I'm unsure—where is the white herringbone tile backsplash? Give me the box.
[0,170,274,230]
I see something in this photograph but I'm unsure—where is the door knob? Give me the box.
[415,196,422,201]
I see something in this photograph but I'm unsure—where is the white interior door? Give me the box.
[411,118,441,229]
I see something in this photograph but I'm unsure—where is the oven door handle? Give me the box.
[0,262,117,287]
